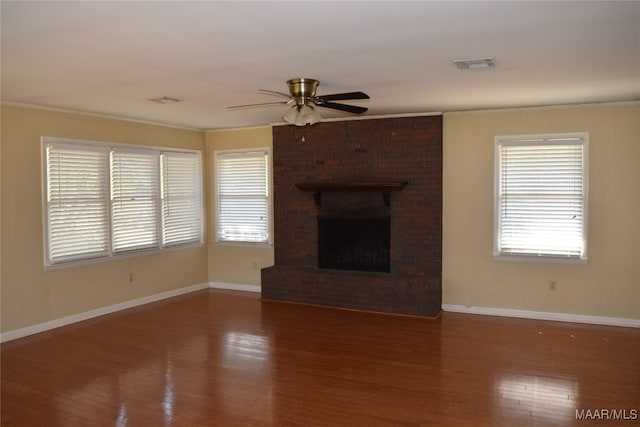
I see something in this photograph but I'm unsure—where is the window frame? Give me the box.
[42,137,204,270]
[493,132,589,263]
[214,147,272,246]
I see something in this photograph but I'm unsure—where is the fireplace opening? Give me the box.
[318,217,390,273]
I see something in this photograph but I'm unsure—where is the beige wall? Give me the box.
[443,103,640,320]
[206,126,274,286]
[1,105,208,332]
[2,102,637,334]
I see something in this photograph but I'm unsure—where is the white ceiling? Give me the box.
[2,1,639,130]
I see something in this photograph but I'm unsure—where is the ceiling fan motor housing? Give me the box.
[287,78,319,104]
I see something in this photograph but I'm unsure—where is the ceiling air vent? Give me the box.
[148,96,182,104]
[452,57,496,70]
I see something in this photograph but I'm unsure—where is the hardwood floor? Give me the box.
[2,290,639,426]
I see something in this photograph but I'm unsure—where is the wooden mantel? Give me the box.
[295,181,408,208]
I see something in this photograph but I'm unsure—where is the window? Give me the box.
[494,133,588,261]
[161,152,203,247]
[45,142,111,264]
[110,149,160,253]
[215,149,270,244]
[43,138,203,268]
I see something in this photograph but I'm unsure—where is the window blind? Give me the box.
[110,149,160,253]
[45,142,110,264]
[161,151,203,247]
[44,138,203,268]
[495,135,587,259]
[216,150,270,243]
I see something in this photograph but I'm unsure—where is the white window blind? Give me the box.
[494,134,588,260]
[43,138,203,268]
[45,142,110,264]
[161,151,203,247]
[216,150,270,243]
[110,149,160,253]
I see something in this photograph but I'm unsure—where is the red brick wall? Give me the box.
[262,115,442,316]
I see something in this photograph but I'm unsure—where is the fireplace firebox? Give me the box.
[318,216,390,273]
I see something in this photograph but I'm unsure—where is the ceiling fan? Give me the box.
[228,78,370,126]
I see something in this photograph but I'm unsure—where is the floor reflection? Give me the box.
[223,332,270,364]
[219,331,274,424]
[116,403,128,427]
[163,346,175,426]
[496,375,578,422]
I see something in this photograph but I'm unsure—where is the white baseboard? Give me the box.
[6,286,633,343]
[442,304,640,329]
[209,281,261,293]
[0,282,210,343]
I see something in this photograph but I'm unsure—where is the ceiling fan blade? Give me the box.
[316,101,368,115]
[316,91,370,101]
[227,101,289,109]
[259,89,292,99]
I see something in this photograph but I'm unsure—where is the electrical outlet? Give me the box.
[549,280,557,291]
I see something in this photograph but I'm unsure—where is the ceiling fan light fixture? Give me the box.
[300,103,322,125]
[295,111,307,127]
[282,104,300,125]
[283,102,322,126]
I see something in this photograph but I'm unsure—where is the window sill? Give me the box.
[493,254,587,265]
[44,242,206,271]
[214,240,273,248]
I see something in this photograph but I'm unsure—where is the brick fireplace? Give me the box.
[261,115,442,317]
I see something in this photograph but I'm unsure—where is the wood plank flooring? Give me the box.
[2,290,639,426]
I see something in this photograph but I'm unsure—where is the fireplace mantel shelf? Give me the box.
[295,181,408,208]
